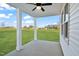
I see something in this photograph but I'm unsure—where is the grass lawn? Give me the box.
[38,29,59,42]
[0,28,59,56]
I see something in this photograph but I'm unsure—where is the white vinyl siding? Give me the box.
[60,3,79,56]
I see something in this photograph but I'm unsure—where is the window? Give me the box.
[64,3,69,38]
[61,3,70,45]
[65,22,68,38]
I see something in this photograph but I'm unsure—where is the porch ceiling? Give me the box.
[8,3,64,17]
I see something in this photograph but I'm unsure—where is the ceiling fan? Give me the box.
[27,3,52,12]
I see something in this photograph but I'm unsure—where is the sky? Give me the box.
[0,3,60,28]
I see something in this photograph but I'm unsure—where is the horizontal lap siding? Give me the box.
[60,3,79,56]
[69,3,79,55]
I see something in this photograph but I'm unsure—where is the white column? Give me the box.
[16,8,22,51]
[34,18,37,40]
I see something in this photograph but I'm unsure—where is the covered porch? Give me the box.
[6,3,64,56]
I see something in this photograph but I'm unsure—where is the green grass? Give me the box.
[0,28,59,56]
[38,29,59,42]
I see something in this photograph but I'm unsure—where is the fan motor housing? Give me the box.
[36,3,41,6]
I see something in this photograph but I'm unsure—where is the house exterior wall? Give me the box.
[60,3,79,56]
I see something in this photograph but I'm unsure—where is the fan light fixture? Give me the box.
[37,6,41,10]
[27,3,52,12]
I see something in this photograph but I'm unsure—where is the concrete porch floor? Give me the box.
[6,40,63,56]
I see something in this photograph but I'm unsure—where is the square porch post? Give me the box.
[16,8,22,51]
[34,18,37,40]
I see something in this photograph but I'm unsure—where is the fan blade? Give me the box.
[41,3,52,6]
[27,3,36,5]
[41,7,45,12]
[32,7,37,11]
[27,3,52,6]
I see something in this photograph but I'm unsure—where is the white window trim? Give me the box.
[61,3,70,45]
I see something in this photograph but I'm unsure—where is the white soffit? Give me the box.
[8,3,64,17]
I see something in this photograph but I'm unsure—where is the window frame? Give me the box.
[61,10,65,35]
[61,3,70,45]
